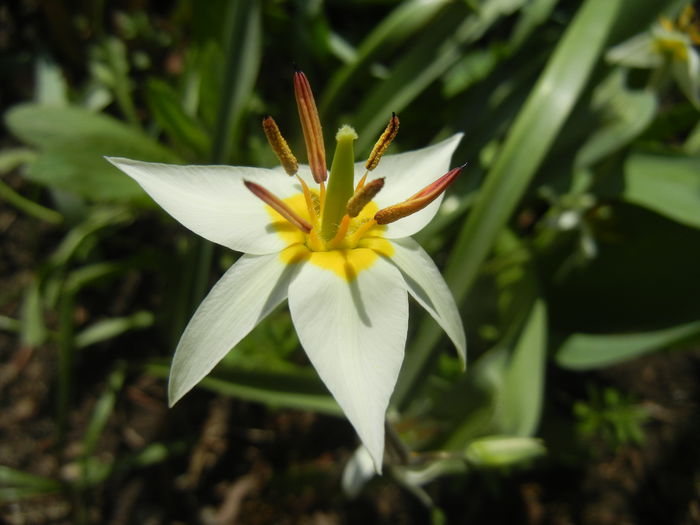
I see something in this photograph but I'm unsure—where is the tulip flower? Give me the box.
[108,71,466,472]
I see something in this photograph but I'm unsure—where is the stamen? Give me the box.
[244,180,312,233]
[374,164,466,225]
[295,174,318,224]
[262,116,298,175]
[347,178,385,218]
[328,215,351,247]
[294,70,327,183]
[356,172,368,191]
[659,16,674,32]
[679,4,696,29]
[347,218,378,245]
[319,180,326,218]
[679,4,700,44]
[366,113,399,171]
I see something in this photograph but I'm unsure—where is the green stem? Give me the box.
[56,293,75,453]
[0,177,63,224]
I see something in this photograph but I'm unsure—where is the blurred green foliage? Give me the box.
[1,0,699,520]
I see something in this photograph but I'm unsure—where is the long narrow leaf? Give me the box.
[556,321,700,370]
[396,0,623,407]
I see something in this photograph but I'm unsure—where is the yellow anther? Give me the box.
[679,4,700,44]
[366,113,399,171]
[262,116,298,175]
[346,178,385,218]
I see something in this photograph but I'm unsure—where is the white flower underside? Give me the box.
[107,133,465,473]
[606,26,700,107]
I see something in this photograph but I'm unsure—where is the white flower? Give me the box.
[107,71,466,473]
[607,4,700,107]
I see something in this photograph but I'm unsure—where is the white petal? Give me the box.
[342,446,376,498]
[672,46,700,108]
[287,256,408,473]
[360,133,463,238]
[106,158,301,254]
[605,32,660,68]
[387,238,466,366]
[168,253,295,405]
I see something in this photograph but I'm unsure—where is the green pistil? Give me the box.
[321,125,357,240]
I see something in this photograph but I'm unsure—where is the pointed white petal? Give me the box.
[672,46,700,108]
[358,133,463,238]
[168,253,295,405]
[287,256,408,473]
[106,158,301,254]
[387,238,466,366]
[606,32,660,68]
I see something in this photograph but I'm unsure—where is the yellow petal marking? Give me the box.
[264,190,393,281]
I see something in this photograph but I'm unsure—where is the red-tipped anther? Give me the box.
[374,164,466,225]
[244,180,312,233]
[294,71,327,183]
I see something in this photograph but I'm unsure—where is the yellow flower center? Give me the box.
[654,36,689,61]
[266,192,394,281]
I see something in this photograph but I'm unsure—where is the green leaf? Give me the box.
[353,2,519,153]
[82,363,126,459]
[497,299,547,436]
[20,281,47,347]
[210,0,262,163]
[0,315,20,333]
[145,362,341,416]
[574,70,657,169]
[509,0,560,49]
[447,0,620,299]
[556,320,700,370]
[621,152,700,229]
[432,347,510,450]
[0,148,62,223]
[75,311,154,348]
[5,104,179,202]
[395,0,624,408]
[0,465,62,501]
[34,57,68,106]
[319,0,451,115]
[146,79,210,159]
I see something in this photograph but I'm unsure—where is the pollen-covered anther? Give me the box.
[262,116,298,176]
[366,113,399,171]
[346,177,385,218]
[244,180,312,233]
[374,164,466,225]
[294,70,327,183]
